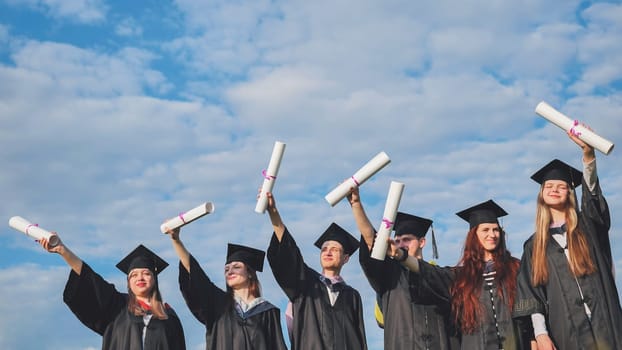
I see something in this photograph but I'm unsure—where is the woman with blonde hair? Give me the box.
[39,236,186,349]
[513,132,622,350]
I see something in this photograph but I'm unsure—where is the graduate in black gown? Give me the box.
[513,131,622,350]
[167,225,287,350]
[264,191,368,350]
[39,236,186,350]
[388,200,533,350]
[348,186,457,350]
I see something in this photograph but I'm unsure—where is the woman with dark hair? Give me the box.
[39,235,186,349]
[513,132,622,350]
[167,226,287,350]
[388,199,532,349]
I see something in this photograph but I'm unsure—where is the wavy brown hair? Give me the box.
[531,186,595,286]
[449,225,519,334]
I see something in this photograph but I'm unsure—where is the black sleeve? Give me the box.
[580,175,613,268]
[513,238,546,318]
[178,254,227,328]
[266,227,309,301]
[358,235,401,294]
[416,260,455,304]
[63,263,127,335]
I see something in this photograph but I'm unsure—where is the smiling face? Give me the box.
[224,261,250,290]
[476,223,501,260]
[319,240,349,271]
[128,268,155,298]
[542,179,570,209]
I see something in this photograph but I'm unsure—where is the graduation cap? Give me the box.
[393,212,439,260]
[314,222,359,256]
[116,244,169,275]
[456,199,508,229]
[531,159,583,189]
[394,212,432,238]
[226,243,266,272]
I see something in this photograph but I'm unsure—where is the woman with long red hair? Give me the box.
[389,199,532,349]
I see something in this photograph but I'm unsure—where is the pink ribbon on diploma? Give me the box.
[570,120,582,137]
[262,170,276,180]
[382,218,393,229]
[25,223,39,234]
[178,213,186,224]
[351,176,360,187]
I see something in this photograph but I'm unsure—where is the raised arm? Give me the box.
[348,186,376,250]
[266,192,286,241]
[166,226,191,272]
[568,129,595,164]
[389,242,420,273]
[39,234,83,275]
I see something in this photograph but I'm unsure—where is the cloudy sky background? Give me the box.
[1,0,621,349]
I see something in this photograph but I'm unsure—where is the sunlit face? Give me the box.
[476,223,501,258]
[320,241,348,270]
[224,261,250,290]
[128,268,155,298]
[542,180,569,209]
[394,234,425,256]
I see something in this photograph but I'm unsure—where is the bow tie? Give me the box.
[325,279,345,292]
[320,276,345,292]
[549,224,567,236]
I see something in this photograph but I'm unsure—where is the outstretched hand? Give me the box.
[38,234,63,254]
[347,185,360,206]
[266,191,277,210]
[163,222,181,240]
[567,125,595,162]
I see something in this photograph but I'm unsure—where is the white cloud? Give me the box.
[5,0,107,23]
[9,41,170,97]
[1,1,621,348]
[115,17,143,38]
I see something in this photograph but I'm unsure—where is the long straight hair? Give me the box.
[449,225,519,334]
[127,277,169,319]
[226,265,262,306]
[531,186,595,286]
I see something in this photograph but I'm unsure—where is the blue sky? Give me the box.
[1,0,621,349]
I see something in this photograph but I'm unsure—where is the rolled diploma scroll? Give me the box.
[325,151,391,207]
[370,181,405,260]
[535,101,614,155]
[160,202,215,233]
[9,216,59,247]
[255,141,286,213]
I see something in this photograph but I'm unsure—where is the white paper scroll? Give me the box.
[535,101,615,155]
[160,202,215,233]
[255,141,286,214]
[325,151,391,207]
[9,216,59,247]
[370,181,405,260]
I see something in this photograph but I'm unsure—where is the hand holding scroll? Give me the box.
[535,101,614,155]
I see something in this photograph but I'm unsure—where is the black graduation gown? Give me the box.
[267,228,368,350]
[358,237,457,350]
[418,260,525,350]
[513,177,622,350]
[178,255,287,350]
[63,263,186,350]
